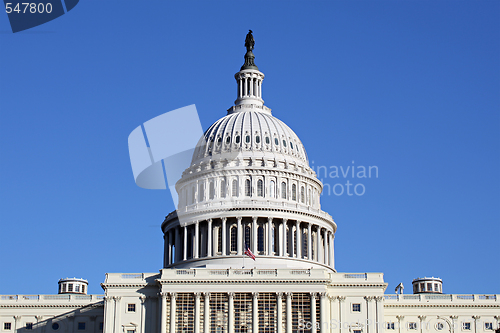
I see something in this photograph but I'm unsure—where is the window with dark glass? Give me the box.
[292,184,296,201]
[245,225,251,248]
[235,135,240,144]
[274,138,279,145]
[300,186,305,203]
[220,180,226,198]
[256,136,260,143]
[265,137,270,144]
[232,179,238,197]
[281,182,287,199]
[245,135,250,143]
[245,179,251,196]
[257,179,263,197]
[257,226,264,252]
[26,323,33,330]
[128,303,136,312]
[77,322,85,330]
[4,323,12,330]
[352,303,361,312]
[230,226,237,252]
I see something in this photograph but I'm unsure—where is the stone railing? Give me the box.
[0,294,104,303]
[384,294,498,302]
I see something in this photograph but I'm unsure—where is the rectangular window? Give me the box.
[434,283,438,291]
[99,323,103,331]
[127,331,135,333]
[78,322,85,330]
[26,323,33,330]
[387,323,395,330]
[427,283,432,291]
[485,323,493,331]
[4,323,11,330]
[463,323,471,330]
[352,303,361,312]
[354,330,362,333]
[128,303,136,312]
[68,284,73,292]
[409,322,417,330]
[75,285,80,292]
[82,285,85,294]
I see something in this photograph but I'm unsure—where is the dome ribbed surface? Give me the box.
[192,110,308,164]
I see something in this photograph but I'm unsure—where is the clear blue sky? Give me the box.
[0,1,498,295]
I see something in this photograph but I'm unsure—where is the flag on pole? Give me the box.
[244,243,256,261]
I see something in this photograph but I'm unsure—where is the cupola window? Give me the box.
[256,135,260,144]
[235,135,240,144]
[220,180,226,198]
[300,186,305,203]
[269,180,275,198]
[245,179,251,197]
[292,184,297,201]
[230,226,237,252]
[257,179,263,197]
[232,179,238,197]
[245,135,250,143]
[282,140,287,147]
[274,138,279,145]
[290,142,293,149]
[281,182,287,199]
[226,136,231,144]
[257,226,264,252]
[265,137,270,144]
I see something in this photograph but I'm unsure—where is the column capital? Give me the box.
[139,296,146,303]
[252,292,259,298]
[222,217,227,222]
[375,296,384,302]
[364,296,375,302]
[319,292,327,299]
[13,316,21,321]
[228,292,235,299]
[203,292,211,298]
[159,292,169,298]
[418,316,426,321]
[310,292,317,299]
[396,315,404,321]
[194,292,202,298]
[207,218,212,223]
[168,292,177,299]
[104,296,113,303]
[252,216,258,222]
[450,316,459,320]
[112,296,121,301]
[267,217,273,222]
[337,296,346,302]
[282,218,288,223]
[237,216,242,222]
[89,316,97,322]
[472,316,481,320]
[35,316,43,321]
[276,292,283,299]
[284,292,292,298]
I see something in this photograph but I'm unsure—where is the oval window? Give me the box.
[245,135,250,143]
[235,136,240,144]
[290,142,293,149]
[256,136,260,143]
[226,136,230,144]
[265,137,270,144]
[283,140,287,147]
[52,323,60,331]
[274,138,279,145]
[217,137,222,144]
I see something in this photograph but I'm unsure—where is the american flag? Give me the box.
[244,243,256,261]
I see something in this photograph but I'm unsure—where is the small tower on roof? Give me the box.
[233,30,265,108]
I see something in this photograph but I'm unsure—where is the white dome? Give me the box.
[192,108,308,166]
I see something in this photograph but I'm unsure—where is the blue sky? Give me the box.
[0,1,498,295]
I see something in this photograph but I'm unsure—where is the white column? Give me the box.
[207,219,212,257]
[338,297,346,333]
[194,293,201,333]
[237,217,242,255]
[307,223,312,260]
[244,78,248,96]
[104,297,114,333]
[324,231,328,265]
[267,218,273,255]
[320,293,328,333]
[286,293,292,333]
[277,293,283,333]
[175,227,180,263]
[311,293,317,333]
[204,293,210,333]
[194,221,199,259]
[160,293,168,333]
[169,293,176,333]
[222,218,227,255]
[296,221,301,258]
[183,226,187,260]
[163,233,168,267]
[140,296,146,333]
[330,234,335,269]
[239,77,243,98]
[282,219,287,257]
[250,77,254,96]
[252,292,259,333]
[113,296,121,333]
[228,293,235,333]
[316,227,322,263]
[253,216,258,252]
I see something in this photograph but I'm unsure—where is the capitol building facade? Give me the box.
[1,33,498,333]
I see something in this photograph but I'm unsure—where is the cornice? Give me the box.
[384,304,500,309]
[0,303,104,309]
[157,279,331,285]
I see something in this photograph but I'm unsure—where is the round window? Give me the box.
[226,136,230,144]
[436,323,444,330]
[52,323,60,331]
[235,136,240,144]
[274,138,279,145]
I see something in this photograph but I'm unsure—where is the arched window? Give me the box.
[209,181,215,200]
[230,226,237,252]
[220,179,226,198]
[300,186,305,203]
[269,180,275,198]
[245,225,251,248]
[272,226,276,254]
[191,185,196,204]
[245,179,251,197]
[198,183,204,202]
[292,184,297,201]
[281,182,287,199]
[257,179,263,197]
[257,226,264,252]
[232,179,238,197]
[308,188,311,205]
[245,135,250,143]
